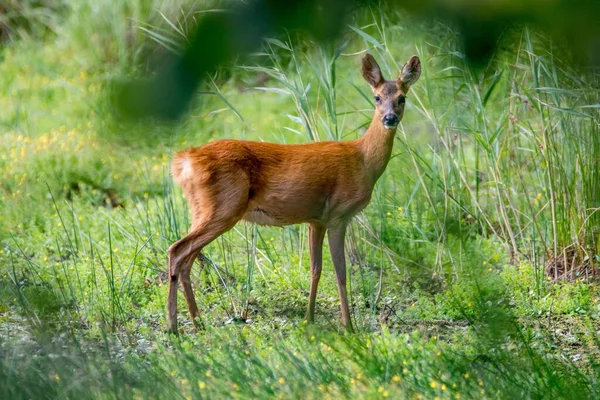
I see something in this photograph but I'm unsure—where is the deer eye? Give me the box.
[374,95,381,103]
[398,96,406,105]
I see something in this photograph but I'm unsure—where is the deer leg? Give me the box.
[168,231,205,334]
[306,223,326,323]
[178,211,213,322]
[167,255,181,333]
[174,216,208,325]
[179,252,202,322]
[181,253,211,319]
[328,224,354,333]
[168,219,241,333]
[167,180,249,333]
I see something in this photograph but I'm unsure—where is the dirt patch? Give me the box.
[546,244,598,282]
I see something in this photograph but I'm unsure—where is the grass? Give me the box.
[1,1,599,399]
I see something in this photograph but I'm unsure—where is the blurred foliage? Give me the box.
[0,0,66,41]
[112,0,600,121]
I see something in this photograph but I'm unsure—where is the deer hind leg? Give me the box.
[167,177,249,333]
[179,252,213,327]
[179,252,202,322]
[178,217,213,324]
[306,223,326,323]
[168,216,243,333]
[328,224,354,333]
[179,222,209,324]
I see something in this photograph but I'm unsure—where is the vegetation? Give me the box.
[0,1,598,399]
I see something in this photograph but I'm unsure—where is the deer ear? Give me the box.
[361,54,385,88]
[398,55,421,92]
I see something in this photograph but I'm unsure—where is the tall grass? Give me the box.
[340,16,600,281]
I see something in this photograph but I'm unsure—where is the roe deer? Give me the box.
[168,53,421,333]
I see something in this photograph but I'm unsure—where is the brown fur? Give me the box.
[167,54,421,333]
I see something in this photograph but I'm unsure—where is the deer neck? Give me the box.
[356,114,397,185]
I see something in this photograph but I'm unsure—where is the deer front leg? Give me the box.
[306,223,326,323]
[328,224,354,333]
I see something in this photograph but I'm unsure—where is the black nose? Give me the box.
[382,114,398,127]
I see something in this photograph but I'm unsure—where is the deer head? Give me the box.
[361,54,421,130]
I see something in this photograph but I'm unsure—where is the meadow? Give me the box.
[0,1,599,399]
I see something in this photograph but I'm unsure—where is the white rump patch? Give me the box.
[180,157,193,178]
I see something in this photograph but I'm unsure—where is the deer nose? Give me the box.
[382,114,398,128]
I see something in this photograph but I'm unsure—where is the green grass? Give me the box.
[1,1,599,399]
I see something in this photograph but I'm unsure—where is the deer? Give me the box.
[167,53,421,333]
